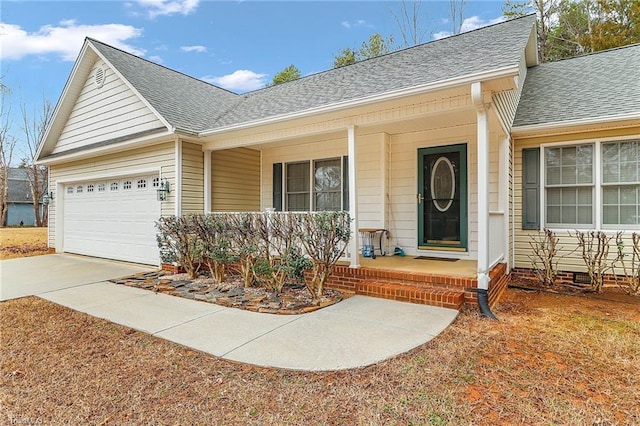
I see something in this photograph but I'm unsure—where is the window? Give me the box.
[97,183,106,192]
[67,187,74,194]
[602,140,640,226]
[152,177,160,188]
[537,139,640,229]
[137,179,147,189]
[286,162,310,211]
[87,184,95,193]
[110,182,118,191]
[314,159,342,211]
[545,144,593,226]
[123,180,132,190]
[76,185,83,193]
[280,157,348,212]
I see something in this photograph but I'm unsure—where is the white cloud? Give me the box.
[136,0,199,19]
[460,15,506,33]
[201,70,267,92]
[341,19,371,29]
[0,20,144,61]
[432,15,506,40]
[148,55,164,64]
[180,45,207,53]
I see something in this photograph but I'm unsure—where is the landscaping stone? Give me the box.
[110,270,345,315]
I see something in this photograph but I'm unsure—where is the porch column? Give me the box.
[203,150,212,213]
[348,125,360,268]
[472,82,490,290]
[500,136,511,272]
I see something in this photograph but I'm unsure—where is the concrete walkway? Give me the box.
[1,254,458,371]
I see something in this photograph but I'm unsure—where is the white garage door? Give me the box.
[63,175,161,265]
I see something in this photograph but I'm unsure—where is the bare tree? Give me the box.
[450,0,467,35]
[0,84,17,227]
[392,0,432,47]
[20,97,53,227]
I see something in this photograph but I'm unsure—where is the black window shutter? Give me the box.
[342,156,349,211]
[273,163,283,211]
[522,148,540,230]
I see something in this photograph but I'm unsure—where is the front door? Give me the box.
[417,144,467,251]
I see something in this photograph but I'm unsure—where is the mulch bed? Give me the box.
[508,277,640,305]
[110,270,346,314]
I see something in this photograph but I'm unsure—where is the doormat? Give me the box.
[414,256,459,262]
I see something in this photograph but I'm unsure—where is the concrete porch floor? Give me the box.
[355,255,477,277]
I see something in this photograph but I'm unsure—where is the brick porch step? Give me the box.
[354,281,465,310]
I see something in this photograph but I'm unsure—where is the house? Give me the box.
[35,15,640,308]
[511,45,640,277]
[4,168,43,226]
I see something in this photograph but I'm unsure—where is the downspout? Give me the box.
[472,81,498,320]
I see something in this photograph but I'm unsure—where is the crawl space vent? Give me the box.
[95,67,106,88]
[573,272,592,284]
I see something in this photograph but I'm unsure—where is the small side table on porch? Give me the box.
[358,228,389,259]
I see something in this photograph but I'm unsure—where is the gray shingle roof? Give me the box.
[88,15,535,134]
[211,15,536,129]
[7,168,37,203]
[89,39,241,133]
[514,43,640,127]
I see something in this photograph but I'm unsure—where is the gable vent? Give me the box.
[95,66,106,88]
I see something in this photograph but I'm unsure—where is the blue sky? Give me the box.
[1,0,505,157]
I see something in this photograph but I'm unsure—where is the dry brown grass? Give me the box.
[0,227,51,259]
[1,289,639,425]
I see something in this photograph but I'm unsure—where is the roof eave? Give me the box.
[511,113,640,136]
[198,65,520,138]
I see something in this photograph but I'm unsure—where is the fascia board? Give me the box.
[36,42,92,162]
[512,113,640,136]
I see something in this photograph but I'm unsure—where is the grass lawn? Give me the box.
[0,227,50,259]
[2,288,638,425]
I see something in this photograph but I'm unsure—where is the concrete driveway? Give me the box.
[0,254,458,371]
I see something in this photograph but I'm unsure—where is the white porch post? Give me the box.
[204,150,211,213]
[472,82,490,290]
[500,136,510,272]
[348,125,360,268]
[174,138,182,216]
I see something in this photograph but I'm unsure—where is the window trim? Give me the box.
[282,156,348,212]
[538,135,639,231]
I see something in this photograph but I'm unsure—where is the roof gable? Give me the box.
[88,39,241,134]
[51,55,166,155]
[514,43,640,128]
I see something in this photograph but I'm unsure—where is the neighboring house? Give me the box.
[5,168,42,226]
[35,15,639,304]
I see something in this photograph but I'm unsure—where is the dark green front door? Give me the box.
[418,144,467,251]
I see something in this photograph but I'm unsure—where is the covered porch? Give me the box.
[199,81,514,309]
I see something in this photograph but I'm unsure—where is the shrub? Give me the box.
[226,213,261,288]
[612,232,640,296]
[574,230,616,293]
[191,214,234,283]
[528,228,561,287]
[155,215,202,279]
[293,211,351,299]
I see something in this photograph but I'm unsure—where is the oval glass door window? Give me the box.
[430,156,455,212]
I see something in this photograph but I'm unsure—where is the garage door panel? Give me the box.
[63,175,161,265]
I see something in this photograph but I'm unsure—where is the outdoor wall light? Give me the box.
[42,191,55,205]
[157,178,170,201]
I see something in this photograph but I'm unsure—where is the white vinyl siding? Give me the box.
[210,148,260,212]
[181,142,204,214]
[52,60,164,154]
